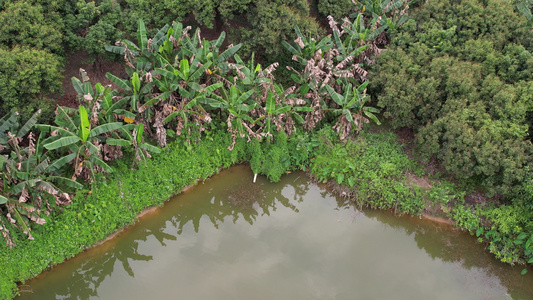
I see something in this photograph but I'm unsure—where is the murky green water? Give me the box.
[17,165,533,299]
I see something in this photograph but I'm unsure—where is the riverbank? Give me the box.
[1,127,531,299]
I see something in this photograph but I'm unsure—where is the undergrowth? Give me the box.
[1,127,532,299]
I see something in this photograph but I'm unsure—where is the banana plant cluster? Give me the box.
[0,110,83,246]
[101,20,312,148]
[281,6,407,138]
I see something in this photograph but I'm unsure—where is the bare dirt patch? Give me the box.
[58,51,125,108]
[405,172,433,189]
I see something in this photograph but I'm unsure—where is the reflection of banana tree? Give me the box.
[201,86,256,138]
[325,82,380,139]
[38,106,123,182]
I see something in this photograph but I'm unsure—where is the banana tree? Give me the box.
[201,85,257,139]
[331,14,373,62]
[105,71,154,119]
[354,0,411,31]
[0,109,41,155]
[253,85,313,138]
[282,26,332,64]
[71,73,129,125]
[107,123,161,163]
[325,81,380,139]
[182,31,242,74]
[154,58,212,96]
[37,106,123,182]
[105,19,173,72]
[230,53,276,91]
[0,112,82,245]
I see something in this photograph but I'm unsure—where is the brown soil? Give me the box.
[405,172,433,189]
[57,51,126,108]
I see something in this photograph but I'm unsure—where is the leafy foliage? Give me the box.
[0,48,62,122]
[0,1,63,54]
[370,0,533,196]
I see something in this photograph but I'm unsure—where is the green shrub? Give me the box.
[370,0,533,195]
[0,1,63,54]
[0,48,62,121]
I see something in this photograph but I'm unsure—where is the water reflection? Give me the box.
[167,166,307,234]
[17,166,533,299]
[363,209,533,299]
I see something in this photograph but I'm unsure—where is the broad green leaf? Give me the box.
[79,106,90,142]
[17,109,41,138]
[266,93,275,114]
[105,45,126,55]
[237,89,255,105]
[282,40,300,55]
[274,105,292,114]
[164,111,181,124]
[292,113,304,124]
[204,82,223,94]
[137,19,147,50]
[132,72,140,94]
[136,123,144,144]
[364,111,381,125]
[48,153,76,171]
[106,73,132,91]
[217,44,242,63]
[326,85,344,106]
[344,110,354,123]
[33,159,49,174]
[37,125,75,137]
[152,24,170,49]
[0,195,7,204]
[189,61,212,83]
[106,97,131,116]
[91,157,113,173]
[71,77,85,95]
[89,122,122,137]
[106,138,132,147]
[50,176,83,190]
[180,59,190,80]
[55,106,77,131]
[139,143,161,153]
[44,136,81,150]
[213,31,226,50]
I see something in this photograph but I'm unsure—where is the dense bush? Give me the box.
[370,0,533,196]
[0,48,62,121]
[317,0,353,19]
[0,1,63,54]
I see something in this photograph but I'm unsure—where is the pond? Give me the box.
[17,165,533,299]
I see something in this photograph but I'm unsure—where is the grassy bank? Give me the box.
[1,125,532,299]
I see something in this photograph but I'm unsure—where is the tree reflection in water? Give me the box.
[18,166,532,299]
[362,209,533,299]
[19,166,310,299]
